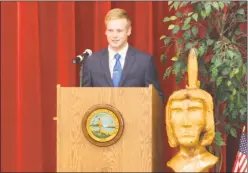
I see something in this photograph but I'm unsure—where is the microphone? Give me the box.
[72,49,92,64]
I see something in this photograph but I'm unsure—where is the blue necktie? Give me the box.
[112,53,122,87]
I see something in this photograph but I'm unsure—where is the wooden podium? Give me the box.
[56,84,165,172]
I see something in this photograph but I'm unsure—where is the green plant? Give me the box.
[161,1,247,171]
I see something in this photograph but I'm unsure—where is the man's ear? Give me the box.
[127,26,132,36]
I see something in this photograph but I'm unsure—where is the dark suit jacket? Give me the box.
[83,45,165,102]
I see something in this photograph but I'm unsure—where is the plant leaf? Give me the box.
[168,24,175,30]
[175,74,184,84]
[212,2,219,11]
[172,25,180,34]
[214,41,222,51]
[163,17,171,22]
[191,26,198,36]
[169,4,174,11]
[230,128,237,138]
[175,12,183,18]
[227,80,232,87]
[197,46,205,56]
[192,13,198,21]
[211,67,218,77]
[240,108,246,115]
[233,68,239,75]
[221,67,231,76]
[160,35,166,40]
[215,140,226,146]
[218,2,224,10]
[215,131,222,138]
[207,39,214,46]
[234,28,243,35]
[224,124,231,133]
[184,17,191,26]
[183,30,191,40]
[201,10,207,19]
[229,71,235,78]
[205,3,212,16]
[214,58,222,67]
[160,54,167,62]
[172,61,182,75]
[216,76,223,87]
[163,66,172,79]
[185,42,193,51]
[214,131,226,146]
[164,37,171,45]
[177,38,183,45]
[171,56,178,61]
[174,2,180,10]
[168,1,173,5]
[232,35,237,43]
[170,16,177,21]
[179,2,187,8]
[237,8,245,15]
[181,24,191,30]
[232,88,237,96]
[226,50,234,58]
[188,12,193,16]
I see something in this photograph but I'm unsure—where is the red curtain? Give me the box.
[2,2,77,171]
[1,1,226,172]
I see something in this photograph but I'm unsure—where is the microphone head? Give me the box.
[72,49,93,64]
[84,49,93,56]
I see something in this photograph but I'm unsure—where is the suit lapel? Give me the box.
[100,49,114,87]
[119,46,136,87]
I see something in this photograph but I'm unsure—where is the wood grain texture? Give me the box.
[56,85,165,172]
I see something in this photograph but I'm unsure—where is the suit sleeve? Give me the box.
[145,56,165,103]
[82,57,92,87]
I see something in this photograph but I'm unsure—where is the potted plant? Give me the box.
[160,1,247,171]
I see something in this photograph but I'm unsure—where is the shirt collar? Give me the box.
[108,43,129,60]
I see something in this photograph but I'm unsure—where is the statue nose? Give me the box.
[182,113,191,127]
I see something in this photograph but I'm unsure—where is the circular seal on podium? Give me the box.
[82,104,124,147]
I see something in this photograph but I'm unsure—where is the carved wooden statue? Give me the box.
[165,48,218,172]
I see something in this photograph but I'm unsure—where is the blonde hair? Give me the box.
[104,8,131,27]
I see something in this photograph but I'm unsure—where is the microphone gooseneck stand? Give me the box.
[79,61,84,87]
[73,49,92,87]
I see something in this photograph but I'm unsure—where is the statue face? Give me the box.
[170,99,205,147]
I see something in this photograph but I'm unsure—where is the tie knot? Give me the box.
[114,53,121,61]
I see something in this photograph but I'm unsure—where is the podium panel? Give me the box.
[56,85,165,172]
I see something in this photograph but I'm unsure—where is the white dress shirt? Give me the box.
[108,43,129,78]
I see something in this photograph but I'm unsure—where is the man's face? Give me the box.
[170,99,205,147]
[105,18,131,52]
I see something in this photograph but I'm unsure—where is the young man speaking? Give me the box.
[83,8,164,102]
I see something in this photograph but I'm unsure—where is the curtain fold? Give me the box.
[2,3,19,171]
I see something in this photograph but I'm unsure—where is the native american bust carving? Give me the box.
[165,48,218,172]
